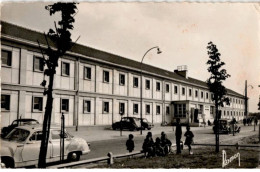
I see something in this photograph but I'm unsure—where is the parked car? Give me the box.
[138,118,154,130]
[1,119,39,138]
[1,124,90,168]
[213,119,241,134]
[112,117,142,131]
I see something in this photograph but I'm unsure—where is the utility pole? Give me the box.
[245,80,248,118]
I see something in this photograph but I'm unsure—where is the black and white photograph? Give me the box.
[0,0,260,169]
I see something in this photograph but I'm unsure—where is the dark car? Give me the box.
[138,118,154,130]
[112,117,142,131]
[1,119,39,138]
[213,119,240,134]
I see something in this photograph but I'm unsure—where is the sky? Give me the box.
[1,1,260,112]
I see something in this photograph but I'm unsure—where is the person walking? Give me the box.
[184,125,194,155]
[175,118,182,154]
[126,134,135,153]
[243,118,246,126]
[254,117,258,126]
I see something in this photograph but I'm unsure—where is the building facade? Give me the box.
[1,21,246,127]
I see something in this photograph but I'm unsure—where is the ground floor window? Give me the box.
[61,99,69,112]
[33,97,43,112]
[146,104,150,115]
[174,104,186,118]
[156,105,161,115]
[83,100,91,113]
[133,104,138,114]
[103,102,109,113]
[1,94,10,111]
[166,106,170,115]
[119,102,125,115]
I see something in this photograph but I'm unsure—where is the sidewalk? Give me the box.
[66,124,212,142]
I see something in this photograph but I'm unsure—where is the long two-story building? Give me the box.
[1,21,246,127]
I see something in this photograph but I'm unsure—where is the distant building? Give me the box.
[1,21,245,127]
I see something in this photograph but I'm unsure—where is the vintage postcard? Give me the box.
[0,0,260,169]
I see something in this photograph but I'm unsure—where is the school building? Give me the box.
[1,21,246,127]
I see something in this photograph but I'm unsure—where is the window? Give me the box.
[29,131,43,141]
[227,111,229,116]
[199,105,203,114]
[146,104,150,115]
[174,86,178,94]
[119,103,125,114]
[62,62,70,76]
[83,100,91,113]
[210,106,214,115]
[133,104,138,114]
[51,130,68,140]
[156,105,161,115]
[195,90,198,97]
[1,49,12,66]
[103,71,110,83]
[174,104,186,118]
[189,89,192,97]
[201,91,204,99]
[1,95,10,111]
[156,82,161,91]
[133,77,139,88]
[34,56,44,72]
[182,87,185,95]
[166,84,170,93]
[206,93,209,99]
[103,102,109,113]
[84,67,91,80]
[119,74,125,86]
[166,106,170,115]
[33,97,43,111]
[145,80,150,90]
[61,99,69,112]
[224,111,226,116]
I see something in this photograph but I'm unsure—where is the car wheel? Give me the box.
[1,157,14,168]
[68,152,80,162]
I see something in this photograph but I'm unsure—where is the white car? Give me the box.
[0,124,90,168]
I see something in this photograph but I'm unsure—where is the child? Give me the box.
[126,134,135,153]
[154,137,164,156]
[184,125,194,155]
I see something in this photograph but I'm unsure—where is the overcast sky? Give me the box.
[1,2,260,112]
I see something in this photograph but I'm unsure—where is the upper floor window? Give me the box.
[174,86,178,94]
[166,84,170,93]
[103,70,110,83]
[34,56,44,72]
[1,49,12,66]
[133,77,139,88]
[156,82,161,91]
[119,102,125,114]
[61,99,69,112]
[166,106,170,115]
[145,80,150,90]
[189,89,192,97]
[84,67,91,80]
[146,104,150,115]
[182,87,185,95]
[119,74,125,86]
[103,102,109,113]
[201,91,204,99]
[195,90,198,98]
[156,105,161,115]
[206,92,209,99]
[1,95,10,111]
[62,62,70,76]
[83,100,91,113]
[133,104,138,114]
[33,97,43,112]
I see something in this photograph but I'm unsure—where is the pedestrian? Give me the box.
[254,117,258,126]
[142,132,155,158]
[208,120,211,126]
[126,134,135,153]
[175,118,182,154]
[184,125,194,155]
[160,131,172,156]
[243,118,246,126]
[247,118,250,126]
[154,137,164,156]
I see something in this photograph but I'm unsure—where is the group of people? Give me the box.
[126,118,194,157]
[243,117,258,126]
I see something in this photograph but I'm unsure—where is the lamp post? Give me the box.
[140,46,162,135]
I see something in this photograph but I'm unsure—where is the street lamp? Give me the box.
[140,46,162,135]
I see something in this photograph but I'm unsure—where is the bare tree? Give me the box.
[206,42,230,153]
[38,2,78,168]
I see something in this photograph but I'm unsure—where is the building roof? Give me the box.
[0,21,244,98]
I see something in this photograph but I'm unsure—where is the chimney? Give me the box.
[174,65,188,79]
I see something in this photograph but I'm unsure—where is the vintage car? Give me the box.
[1,124,90,168]
[1,119,39,138]
[138,118,154,130]
[213,119,241,134]
[112,117,142,131]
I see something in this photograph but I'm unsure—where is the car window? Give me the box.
[29,131,43,141]
[5,128,30,142]
[12,120,18,125]
[51,130,68,140]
